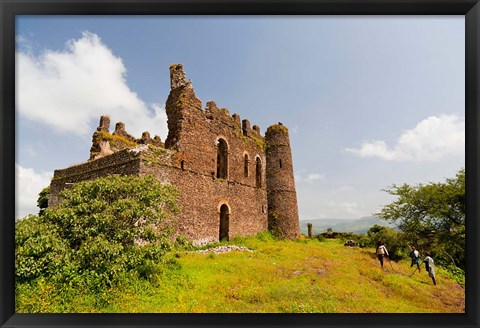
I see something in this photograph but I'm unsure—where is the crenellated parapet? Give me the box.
[205,100,243,132]
[89,115,163,160]
[165,64,265,153]
[113,122,137,143]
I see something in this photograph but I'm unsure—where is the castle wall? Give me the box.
[140,160,267,244]
[49,149,141,207]
[165,65,267,189]
[48,64,298,244]
[149,66,270,243]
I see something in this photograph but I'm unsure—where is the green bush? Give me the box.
[316,234,326,242]
[174,235,195,251]
[15,215,70,281]
[15,175,180,288]
[36,186,50,216]
[367,225,406,261]
[441,265,465,287]
[357,235,370,248]
[255,230,277,242]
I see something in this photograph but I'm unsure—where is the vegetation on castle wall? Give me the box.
[266,124,289,136]
[97,130,138,148]
[141,145,171,166]
[90,130,138,159]
[236,128,266,151]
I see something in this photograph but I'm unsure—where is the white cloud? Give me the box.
[337,186,354,192]
[295,171,325,184]
[307,173,324,182]
[346,114,464,162]
[16,164,53,220]
[327,200,361,215]
[16,32,168,139]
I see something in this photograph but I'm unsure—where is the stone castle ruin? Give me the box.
[49,64,300,244]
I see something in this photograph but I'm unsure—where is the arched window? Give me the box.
[279,159,282,168]
[244,154,249,177]
[256,157,262,188]
[216,138,228,179]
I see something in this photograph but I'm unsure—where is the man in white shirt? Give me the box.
[423,252,437,286]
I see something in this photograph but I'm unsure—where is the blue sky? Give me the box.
[16,16,465,221]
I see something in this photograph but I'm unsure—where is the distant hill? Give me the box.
[299,216,397,235]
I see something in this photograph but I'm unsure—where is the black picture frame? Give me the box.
[1,1,478,327]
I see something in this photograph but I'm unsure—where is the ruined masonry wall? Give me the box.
[49,149,141,207]
[140,160,267,244]
[160,64,269,243]
[48,63,299,244]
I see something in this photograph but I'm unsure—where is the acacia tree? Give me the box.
[376,169,465,269]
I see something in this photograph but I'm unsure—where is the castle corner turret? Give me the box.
[265,123,300,239]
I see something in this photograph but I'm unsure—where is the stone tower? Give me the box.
[164,63,202,150]
[265,123,300,239]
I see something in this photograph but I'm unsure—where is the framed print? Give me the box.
[1,0,479,327]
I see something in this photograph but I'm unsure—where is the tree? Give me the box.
[366,225,406,261]
[36,186,50,216]
[16,175,180,287]
[376,169,465,269]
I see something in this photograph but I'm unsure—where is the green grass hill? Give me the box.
[16,234,465,313]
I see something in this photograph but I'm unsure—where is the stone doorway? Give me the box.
[219,204,229,241]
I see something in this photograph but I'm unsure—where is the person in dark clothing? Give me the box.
[409,246,421,272]
[376,240,389,270]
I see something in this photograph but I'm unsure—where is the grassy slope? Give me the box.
[16,237,464,313]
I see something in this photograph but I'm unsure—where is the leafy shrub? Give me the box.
[440,265,465,287]
[357,235,371,248]
[15,175,180,288]
[367,225,406,261]
[316,234,326,242]
[336,232,363,243]
[15,215,70,281]
[36,186,50,216]
[255,230,277,242]
[174,235,194,251]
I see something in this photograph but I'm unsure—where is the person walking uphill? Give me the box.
[409,246,421,272]
[376,240,389,270]
[423,252,437,286]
